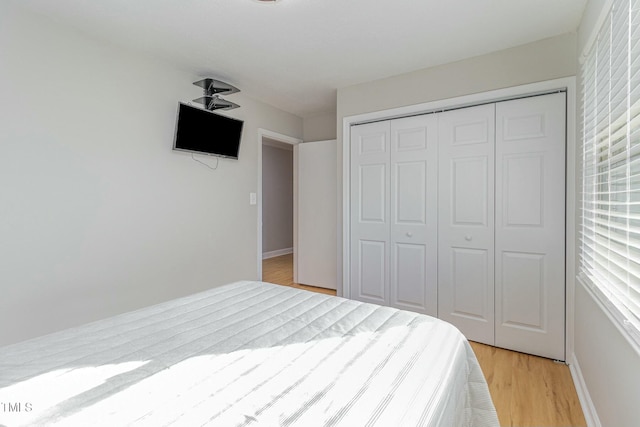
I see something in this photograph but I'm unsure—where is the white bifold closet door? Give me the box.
[494,93,566,360]
[438,93,565,360]
[350,115,438,315]
[438,104,496,345]
[350,121,390,306]
[349,92,566,359]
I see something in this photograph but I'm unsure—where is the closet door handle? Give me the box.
[406,232,413,238]
[465,235,472,241]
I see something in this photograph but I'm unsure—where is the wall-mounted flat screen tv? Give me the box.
[173,102,244,159]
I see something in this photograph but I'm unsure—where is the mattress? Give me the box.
[0,281,498,426]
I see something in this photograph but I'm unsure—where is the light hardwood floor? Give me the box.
[262,254,586,427]
[262,253,336,295]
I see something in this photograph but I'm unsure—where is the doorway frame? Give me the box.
[257,128,302,281]
[341,76,577,360]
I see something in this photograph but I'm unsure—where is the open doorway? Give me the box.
[257,129,301,282]
[257,130,338,295]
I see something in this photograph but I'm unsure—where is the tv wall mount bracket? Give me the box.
[192,78,240,111]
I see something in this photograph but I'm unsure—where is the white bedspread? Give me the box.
[0,281,498,426]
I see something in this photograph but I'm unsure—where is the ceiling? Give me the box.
[12,0,587,118]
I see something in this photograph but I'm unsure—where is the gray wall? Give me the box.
[0,2,302,346]
[303,111,337,142]
[573,283,640,426]
[572,1,640,425]
[337,33,577,120]
[262,144,294,254]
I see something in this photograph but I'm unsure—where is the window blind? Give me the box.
[580,0,640,341]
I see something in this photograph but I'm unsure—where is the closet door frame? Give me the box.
[341,77,577,359]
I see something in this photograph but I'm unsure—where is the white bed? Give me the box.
[0,281,498,426]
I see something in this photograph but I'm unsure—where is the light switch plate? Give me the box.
[250,192,257,205]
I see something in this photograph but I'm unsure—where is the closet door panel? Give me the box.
[451,247,490,320]
[438,104,495,344]
[358,240,387,301]
[360,164,387,222]
[350,121,391,305]
[452,156,490,227]
[393,243,427,309]
[495,93,566,360]
[396,161,426,223]
[389,115,438,315]
[500,252,545,327]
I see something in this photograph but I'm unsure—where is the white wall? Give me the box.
[573,282,640,426]
[336,33,578,292]
[262,145,294,254]
[303,111,337,142]
[571,1,640,425]
[0,2,302,346]
[337,33,577,120]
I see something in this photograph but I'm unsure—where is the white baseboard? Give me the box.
[262,247,293,260]
[568,352,601,427]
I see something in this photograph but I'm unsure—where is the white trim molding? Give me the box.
[262,247,294,260]
[342,76,577,361]
[568,352,602,427]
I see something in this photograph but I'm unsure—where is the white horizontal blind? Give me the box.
[580,0,640,341]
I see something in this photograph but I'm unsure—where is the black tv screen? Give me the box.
[173,102,244,159]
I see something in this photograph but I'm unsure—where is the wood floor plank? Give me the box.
[470,340,586,427]
[262,254,586,426]
[263,254,337,295]
[471,342,513,426]
[512,351,555,425]
[542,357,587,426]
